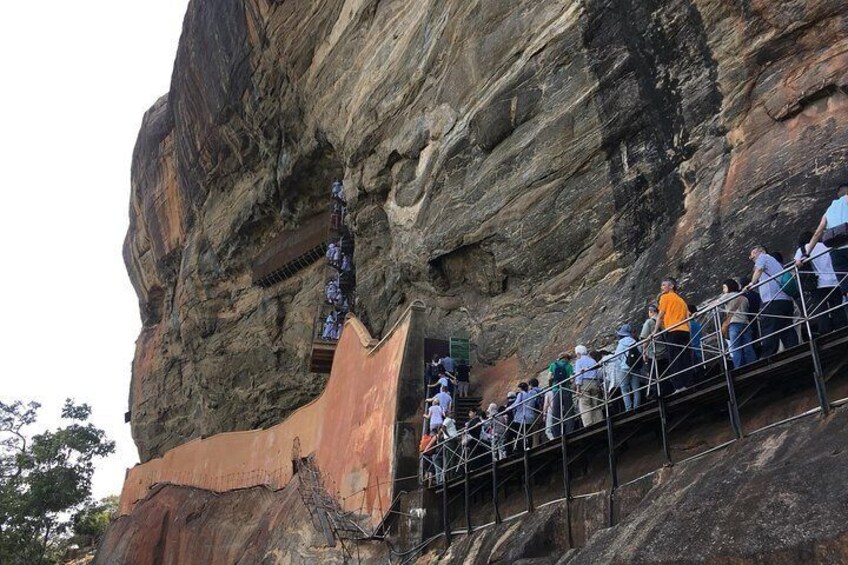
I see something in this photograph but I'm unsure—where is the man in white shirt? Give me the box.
[794,231,847,333]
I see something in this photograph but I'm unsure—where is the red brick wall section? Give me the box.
[118,310,413,528]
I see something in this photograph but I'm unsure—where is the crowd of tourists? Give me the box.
[420,184,848,485]
[322,180,356,341]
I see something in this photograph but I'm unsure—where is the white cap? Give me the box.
[575,345,588,355]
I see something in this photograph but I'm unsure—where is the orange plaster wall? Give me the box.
[118,310,413,527]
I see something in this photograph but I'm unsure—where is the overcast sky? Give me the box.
[0,1,189,499]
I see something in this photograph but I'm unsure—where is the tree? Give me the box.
[0,399,115,565]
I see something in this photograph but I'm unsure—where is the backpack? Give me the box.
[780,271,800,299]
[796,246,819,293]
[625,346,641,369]
[552,362,569,384]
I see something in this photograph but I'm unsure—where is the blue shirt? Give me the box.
[755,253,791,303]
[574,356,599,385]
[435,391,452,413]
[509,391,535,424]
[690,320,703,362]
[439,356,455,373]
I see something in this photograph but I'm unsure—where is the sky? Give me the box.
[0,1,190,499]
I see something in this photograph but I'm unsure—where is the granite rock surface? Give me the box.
[125,0,848,461]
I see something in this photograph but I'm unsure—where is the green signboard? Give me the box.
[449,337,470,364]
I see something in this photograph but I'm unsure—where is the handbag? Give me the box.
[822,223,848,248]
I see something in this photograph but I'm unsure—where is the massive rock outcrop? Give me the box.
[124,0,848,461]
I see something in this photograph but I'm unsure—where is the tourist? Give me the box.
[434,385,453,417]
[738,275,763,356]
[424,397,445,434]
[427,368,453,394]
[653,277,693,392]
[613,324,640,411]
[504,391,517,455]
[420,431,436,485]
[464,408,486,470]
[455,359,471,398]
[744,246,799,356]
[424,355,441,390]
[331,180,345,202]
[801,184,848,300]
[485,403,508,460]
[640,304,669,396]
[442,417,461,479]
[508,383,534,452]
[439,354,456,374]
[543,377,556,441]
[574,345,603,426]
[528,377,544,447]
[719,279,758,368]
[321,313,336,341]
[325,279,338,303]
[688,304,704,364]
[548,352,575,437]
[794,231,847,334]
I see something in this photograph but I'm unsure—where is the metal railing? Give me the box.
[419,246,848,540]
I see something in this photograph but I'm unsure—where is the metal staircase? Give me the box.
[294,454,370,560]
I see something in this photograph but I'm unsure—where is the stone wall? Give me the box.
[118,306,421,527]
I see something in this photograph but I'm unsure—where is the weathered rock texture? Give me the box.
[95,479,388,565]
[125,0,848,461]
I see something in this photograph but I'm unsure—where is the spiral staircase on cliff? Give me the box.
[309,187,355,374]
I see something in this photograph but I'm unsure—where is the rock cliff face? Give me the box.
[125,0,848,461]
[95,479,388,565]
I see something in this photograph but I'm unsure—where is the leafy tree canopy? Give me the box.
[0,399,115,564]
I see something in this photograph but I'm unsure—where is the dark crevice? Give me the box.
[774,84,846,122]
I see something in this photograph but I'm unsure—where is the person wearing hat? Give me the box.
[613,323,640,411]
[574,345,603,426]
[640,304,670,396]
[504,391,518,455]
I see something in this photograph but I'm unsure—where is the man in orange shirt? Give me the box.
[653,276,693,392]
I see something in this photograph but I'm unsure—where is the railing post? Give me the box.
[602,373,618,527]
[441,443,451,544]
[713,307,744,439]
[653,340,672,465]
[522,416,535,513]
[464,443,472,535]
[559,389,573,548]
[795,264,831,414]
[491,427,501,525]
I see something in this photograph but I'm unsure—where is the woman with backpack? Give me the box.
[613,325,640,411]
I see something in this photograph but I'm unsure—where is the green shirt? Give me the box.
[548,360,573,390]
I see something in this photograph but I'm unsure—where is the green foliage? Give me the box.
[0,399,115,565]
